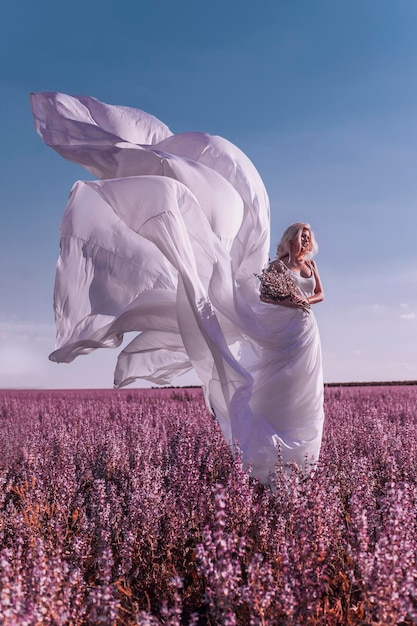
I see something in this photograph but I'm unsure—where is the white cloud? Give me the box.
[0,319,55,341]
[400,312,416,320]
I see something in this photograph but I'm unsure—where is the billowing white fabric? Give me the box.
[31,92,324,483]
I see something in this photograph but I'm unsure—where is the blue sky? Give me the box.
[1,0,416,387]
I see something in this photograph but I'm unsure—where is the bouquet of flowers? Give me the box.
[255,261,310,311]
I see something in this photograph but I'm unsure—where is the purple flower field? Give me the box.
[1,385,417,625]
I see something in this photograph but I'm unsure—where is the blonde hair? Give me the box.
[276,222,318,259]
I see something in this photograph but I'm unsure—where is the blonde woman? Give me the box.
[246,222,325,483]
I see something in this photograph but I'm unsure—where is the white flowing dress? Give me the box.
[31,92,324,484]
[246,270,324,481]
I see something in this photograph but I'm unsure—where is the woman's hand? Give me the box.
[290,294,311,311]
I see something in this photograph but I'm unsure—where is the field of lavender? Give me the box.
[1,385,417,625]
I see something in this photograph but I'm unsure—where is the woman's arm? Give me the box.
[305,260,324,305]
[260,295,298,307]
[260,295,310,311]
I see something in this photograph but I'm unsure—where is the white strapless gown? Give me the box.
[31,92,324,484]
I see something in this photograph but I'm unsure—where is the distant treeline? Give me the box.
[153,381,417,389]
[324,380,417,387]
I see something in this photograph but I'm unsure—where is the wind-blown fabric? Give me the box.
[31,92,324,484]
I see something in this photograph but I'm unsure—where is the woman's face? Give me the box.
[290,227,310,255]
[300,228,311,252]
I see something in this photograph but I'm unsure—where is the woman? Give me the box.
[31,92,324,484]
[245,223,325,482]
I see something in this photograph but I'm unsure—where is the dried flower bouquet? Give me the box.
[255,260,310,311]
